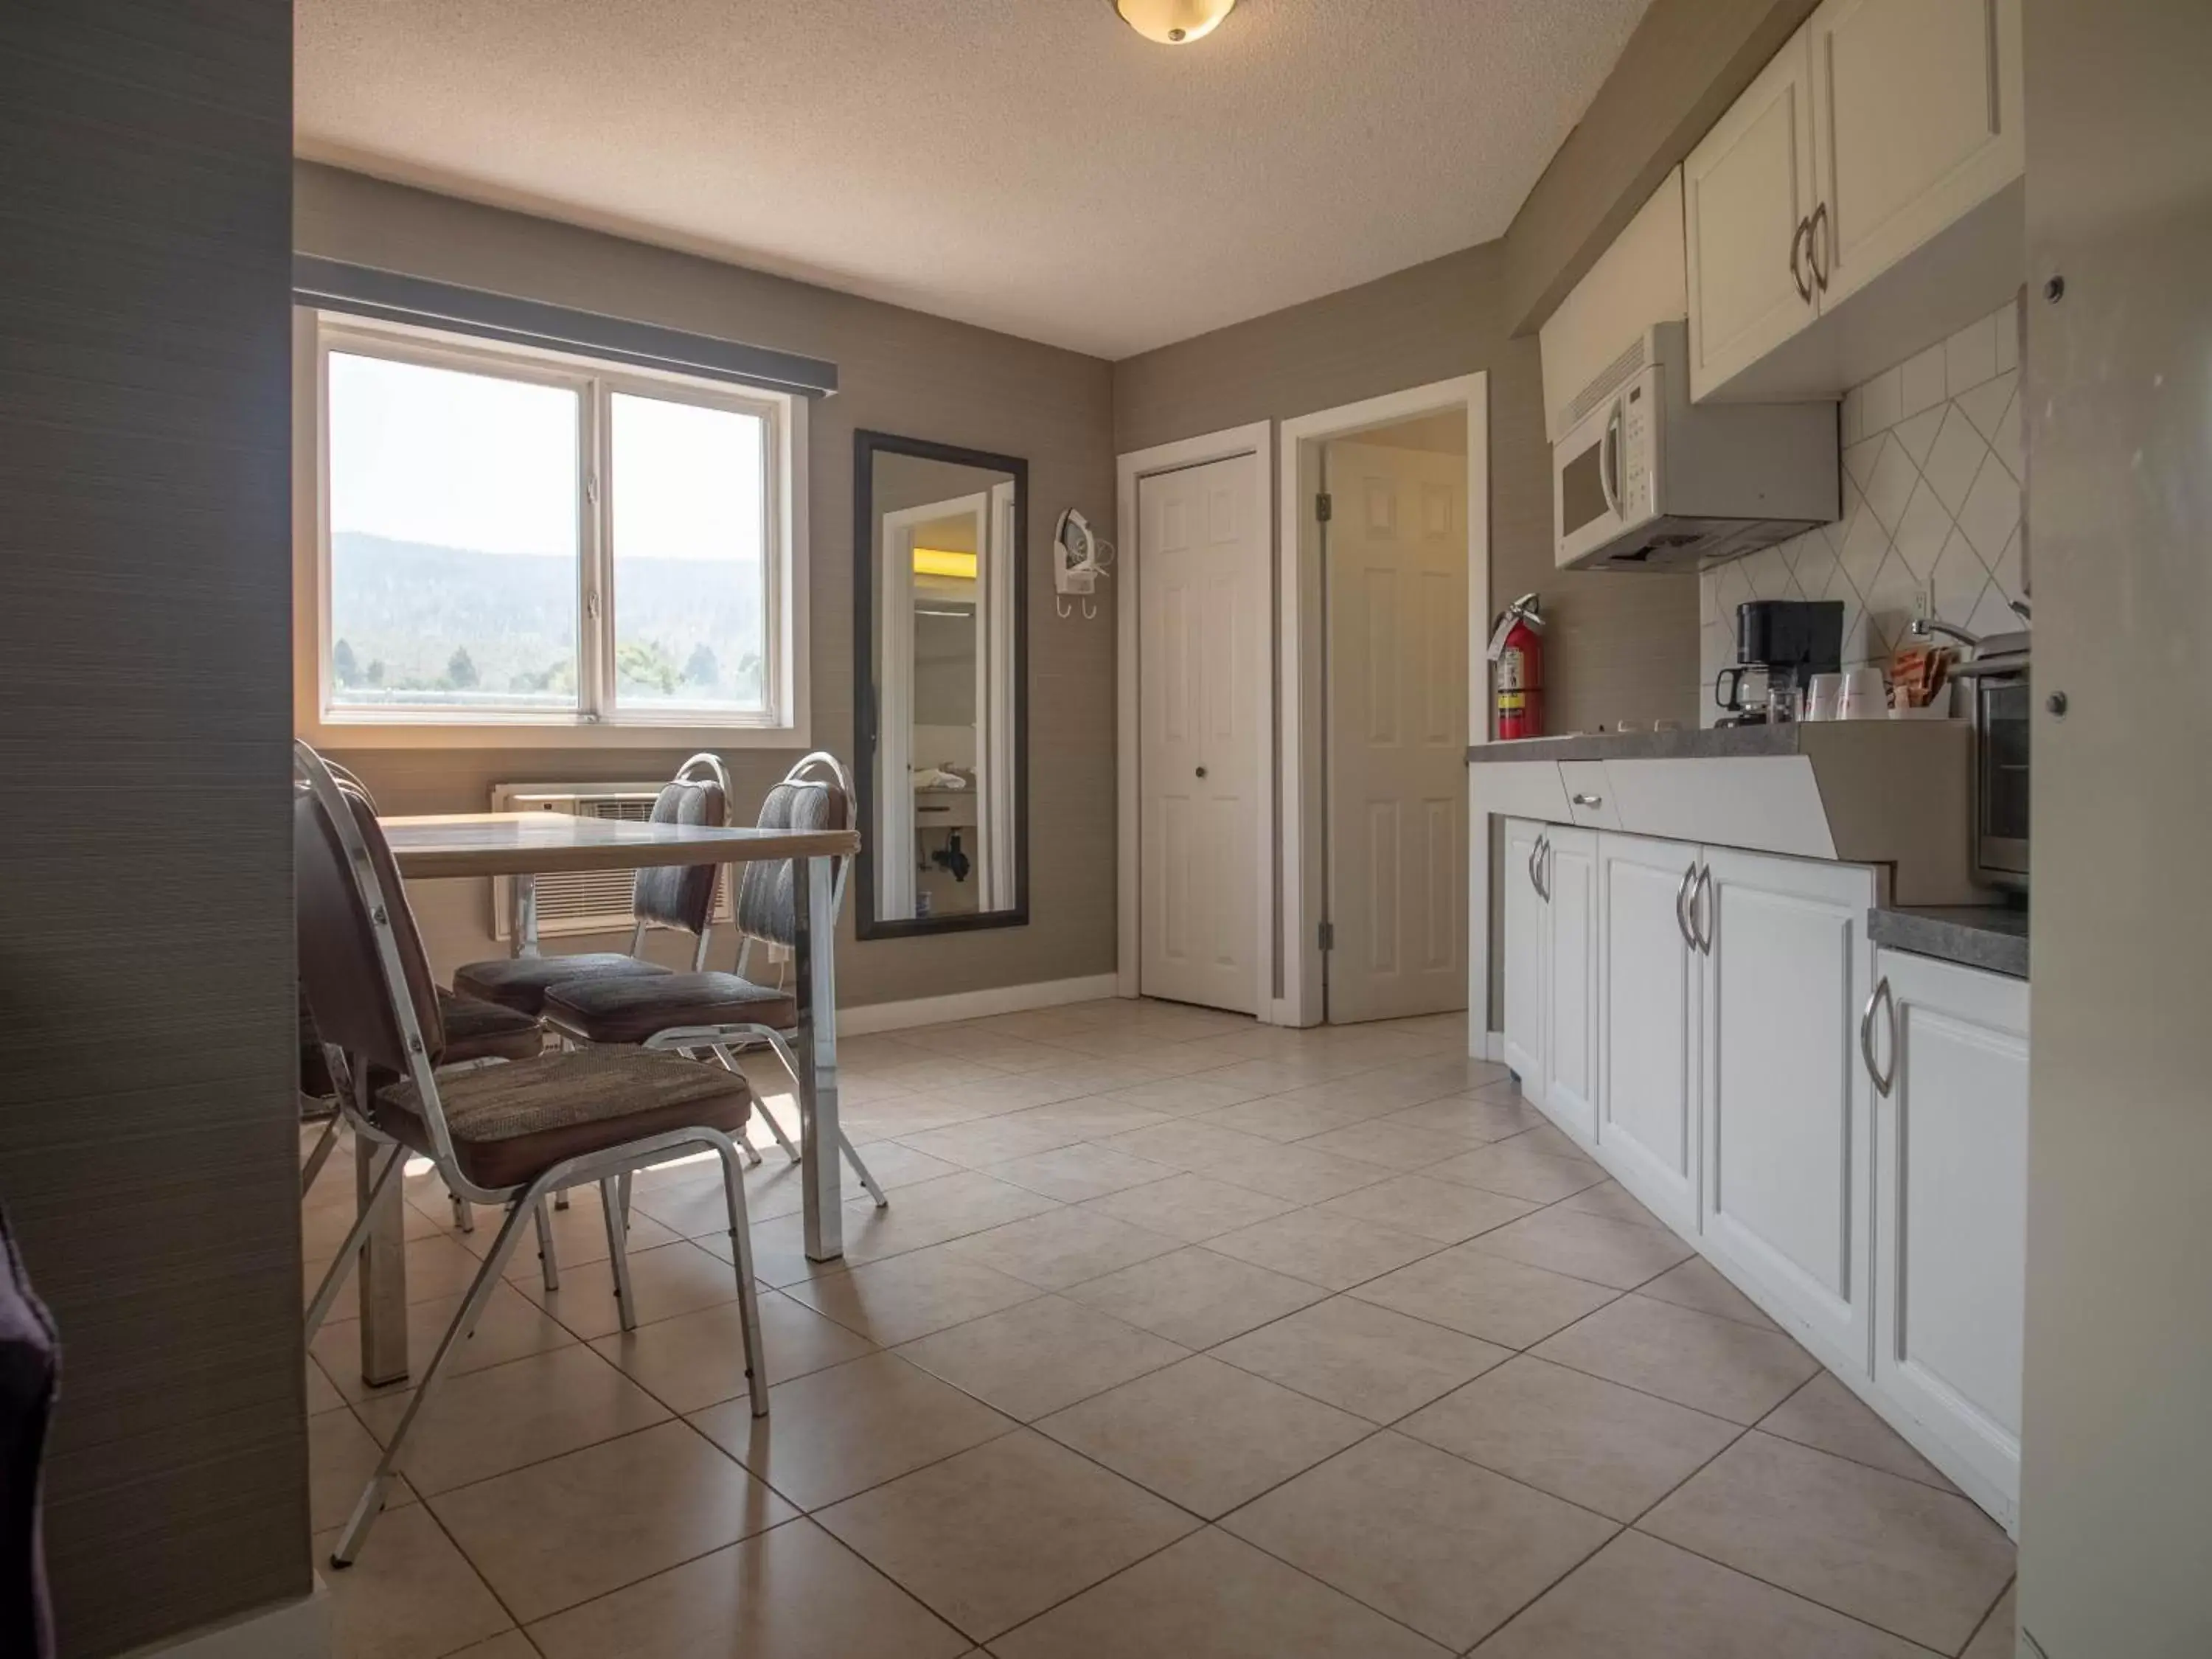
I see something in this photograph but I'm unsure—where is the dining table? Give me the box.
[347,810,860,1388]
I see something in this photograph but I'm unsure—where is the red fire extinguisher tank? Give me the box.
[1486,594,1545,740]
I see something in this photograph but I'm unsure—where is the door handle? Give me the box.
[1599,402,1623,519]
[1571,792,1603,809]
[1674,862,1698,949]
[1860,975,1896,1097]
[1790,217,1813,305]
[1809,202,1832,292]
[1527,838,1541,896]
[1691,864,1714,954]
[1534,835,1551,902]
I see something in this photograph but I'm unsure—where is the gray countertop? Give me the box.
[1869,905,2030,978]
[1467,726,1804,764]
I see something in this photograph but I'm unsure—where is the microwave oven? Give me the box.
[1955,630,2031,890]
[1554,321,1842,571]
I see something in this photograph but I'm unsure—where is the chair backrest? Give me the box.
[630,753,731,938]
[734,752,854,952]
[293,744,449,1080]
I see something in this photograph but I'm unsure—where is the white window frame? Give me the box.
[295,309,810,748]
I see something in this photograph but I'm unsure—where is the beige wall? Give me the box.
[295,164,1117,1006]
[1113,240,1698,742]
[1114,243,1697,1031]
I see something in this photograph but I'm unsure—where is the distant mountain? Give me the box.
[329,531,765,706]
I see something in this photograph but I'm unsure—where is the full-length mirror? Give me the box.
[855,432,1027,937]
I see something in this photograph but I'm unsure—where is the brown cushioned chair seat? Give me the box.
[540,972,798,1046]
[375,1048,752,1191]
[437,989,545,1065]
[451,953,669,1017]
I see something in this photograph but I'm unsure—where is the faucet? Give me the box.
[1908,616,1983,648]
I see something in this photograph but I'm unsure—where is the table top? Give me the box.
[383,812,860,879]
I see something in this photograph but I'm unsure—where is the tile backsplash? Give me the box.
[1698,297,2025,725]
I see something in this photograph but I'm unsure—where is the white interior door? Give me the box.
[1323,441,1469,1022]
[877,493,988,922]
[983,480,1018,912]
[1138,453,1262,1013]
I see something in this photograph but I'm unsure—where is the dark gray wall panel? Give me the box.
[0,2,307,1653]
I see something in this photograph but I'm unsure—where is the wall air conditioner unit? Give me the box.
[489,782,733,942]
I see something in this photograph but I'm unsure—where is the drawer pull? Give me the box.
[1571,793,1603,809]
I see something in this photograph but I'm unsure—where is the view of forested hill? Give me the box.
[327,532,765,707]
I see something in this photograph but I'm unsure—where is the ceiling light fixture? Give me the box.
[1114,0,1237,46]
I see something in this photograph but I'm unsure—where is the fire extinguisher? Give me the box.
[1486,593,1546,740]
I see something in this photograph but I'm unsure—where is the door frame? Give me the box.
[1277,374,1489,1029]
[1113,422,1276,1015]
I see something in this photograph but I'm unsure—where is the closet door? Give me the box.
[1542,827,1599,1144]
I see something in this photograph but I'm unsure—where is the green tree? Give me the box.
[617,639,680,696]
[333,638,361,686]
[684,642,720,686]
[445,646,479,689]
[366,659,386,687]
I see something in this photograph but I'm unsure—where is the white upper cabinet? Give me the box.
[1684,41,1820,403]
[1685,0,2023,402]
[1540,169,1688,443]
[1809,0,2025,310]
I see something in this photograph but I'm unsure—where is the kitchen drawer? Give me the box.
[1559,762,1623,830]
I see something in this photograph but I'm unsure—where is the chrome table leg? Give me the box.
[796,854,844,1262]
[355,1134,409,1388]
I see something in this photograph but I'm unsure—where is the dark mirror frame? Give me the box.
[852,429,1029,939]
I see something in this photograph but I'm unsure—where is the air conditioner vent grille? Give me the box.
[488,783,730,941]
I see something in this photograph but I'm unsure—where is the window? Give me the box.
[310,313,801,736]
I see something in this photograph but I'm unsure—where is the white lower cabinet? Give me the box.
[1501,818,1548,1094]
[1495,818,2024,1528]
[1595,833,1703,1234]
[1867,947,2029,1529]
[1699,846,1877,1380]
[1501,818,1598,1142]
[1541,827,1599,1141]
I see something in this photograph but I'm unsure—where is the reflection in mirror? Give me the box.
[856,433,1026,937]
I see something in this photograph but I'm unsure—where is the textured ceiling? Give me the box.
[296,0,1653,359]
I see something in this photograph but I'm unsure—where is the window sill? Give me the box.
[296,716,813,752]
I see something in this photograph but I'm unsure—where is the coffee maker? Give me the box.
[1716,599,1844,725]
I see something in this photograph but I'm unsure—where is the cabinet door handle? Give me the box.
[1674,863,1698,949]
[1860,976,1896,1097]
[1790,217,1814,305]
[1527,838,1542,897]
[1691,864,1714,954]
[1571,792,1603,809]
[1809,202,1832,292]
[1536,835,1551,903]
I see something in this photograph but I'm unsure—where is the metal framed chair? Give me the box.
[293,740,768,1566]
[540,752,886,1209]
[451,752,734,1016]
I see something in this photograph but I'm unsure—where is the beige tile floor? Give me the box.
[301,998,2016,1658]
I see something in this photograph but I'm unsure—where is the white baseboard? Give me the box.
[122,1584,329,1659]
[1481,1029,1506,1062]
[840,974,1120,1036]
